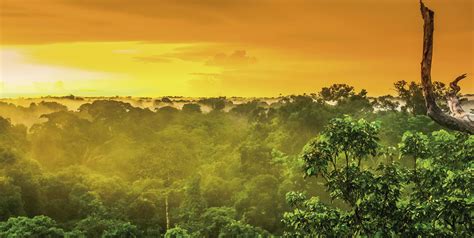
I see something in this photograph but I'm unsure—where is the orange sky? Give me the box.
[0,0,472,97]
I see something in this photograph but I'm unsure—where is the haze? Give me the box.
[0,0,472,97]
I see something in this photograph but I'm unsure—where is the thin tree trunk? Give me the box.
[419,1,474,134]
[165,194,170,231]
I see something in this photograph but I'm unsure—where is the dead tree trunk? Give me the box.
[419,1,474,134]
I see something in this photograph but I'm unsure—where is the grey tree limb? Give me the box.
[419,1,474,134]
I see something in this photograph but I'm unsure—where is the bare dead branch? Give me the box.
[449,74,467,95]
[419,1,474,134]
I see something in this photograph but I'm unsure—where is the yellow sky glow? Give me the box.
[0,0,472,97]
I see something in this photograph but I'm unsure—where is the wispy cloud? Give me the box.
[113,49,138,54]
[206,50,257,68]
[134,55,172,63]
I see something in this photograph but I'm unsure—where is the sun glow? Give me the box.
[1,0,472,97]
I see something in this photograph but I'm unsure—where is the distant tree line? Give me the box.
[0,83,471,237]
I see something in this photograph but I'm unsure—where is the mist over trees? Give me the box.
[1,81,472,237]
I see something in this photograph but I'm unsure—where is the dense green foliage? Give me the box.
[0,84,471,237]
[283,117,472,237]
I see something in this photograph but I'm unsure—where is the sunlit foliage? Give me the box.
[0,84,471,236]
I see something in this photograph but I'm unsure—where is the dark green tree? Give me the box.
[0,216,65,238]
[182,103,202,113]
[283,116,473,236]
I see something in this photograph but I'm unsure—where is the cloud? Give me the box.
[134,55,172,63]
[189,73,221,77]
[1,0,471,69]
[3,0,471,50]
[1,0,472,98]
[113,49,138,54]
[206,50,257,68]
[157,45,219,62]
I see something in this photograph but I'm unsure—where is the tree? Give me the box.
[164,226,190,238]
[37,101,68,112]
[0,117,28,153]
[29,114,98,168]
[319,84,356,102]
[277,95,332,134]
[235,174,282,233]
[161,97,173,104]
[74,216,140,237]
[102,222,140,238]
[231,100,269,122]
[239,142,274,176]
[178,176,207,234]
[198,207,237,237]
[396,130,472,236]
[394,80,427,115]
[182,103,201,113]
[0,177,24,220]
[198,97,228,111]
[78,100,135,121]
[372,95,400,112]
[419,1,474,134]
[0,216,65,238]
[319,84,372,115]
[158,106,179,113]
[126,195,160,232]
[283,116,473,236]
[218,220,269,238]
